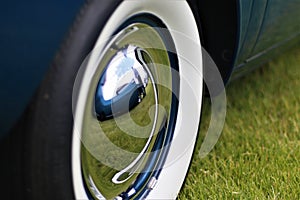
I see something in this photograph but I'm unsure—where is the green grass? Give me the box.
[179,46,300,199]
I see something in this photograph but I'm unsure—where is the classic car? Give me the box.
[0,0,299,199]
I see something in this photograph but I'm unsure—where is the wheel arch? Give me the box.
[188,0,239,84]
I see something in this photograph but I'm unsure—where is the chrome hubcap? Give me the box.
[80,22,176,199]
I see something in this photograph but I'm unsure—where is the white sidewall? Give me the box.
[72,0,203,199]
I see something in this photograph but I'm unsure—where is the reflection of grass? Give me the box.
[101,81,156,153]
[81,24,174,199]
[81,145,139,199]
[81,77,158,199]
[81,84,172,199]
[179,45,300,199]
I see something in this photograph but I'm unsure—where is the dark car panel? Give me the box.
[252,0,300,55]
[235,0,269,66]
[0,0,83,137]
[0,0,300,199]
[232,0,300,79]
[0,0,300,137]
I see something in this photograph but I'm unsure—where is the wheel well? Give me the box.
[188,0,239,83]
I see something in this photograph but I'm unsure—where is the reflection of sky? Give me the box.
[102,51,134,100]
[115,56,134,78]
[101,46,148,101]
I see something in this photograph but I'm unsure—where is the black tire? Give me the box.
[8,1,122,199]
[4,1,204,199]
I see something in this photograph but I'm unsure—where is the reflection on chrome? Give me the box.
[95,45,150,121]
[95,44,160,184]
[88,175,105,200]
[81,23,173,199]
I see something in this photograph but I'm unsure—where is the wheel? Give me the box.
[12,0,203,199]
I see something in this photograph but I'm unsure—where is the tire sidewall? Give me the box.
[21,1,122,199]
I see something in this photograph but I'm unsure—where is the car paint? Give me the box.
[252,0,300,55]
[0,0,84,137]
[234,0,300,73]
[235,0,268,65]
[0,0,299,137]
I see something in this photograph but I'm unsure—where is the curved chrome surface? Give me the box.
[95,45,153,121]
[72,1,203,199]
[80,23,173,199]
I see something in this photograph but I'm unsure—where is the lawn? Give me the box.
[179,45,300,199]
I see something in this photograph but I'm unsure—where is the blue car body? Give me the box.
[234,0,300,76]
[0,0,84,136]
[0,0,299,137]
